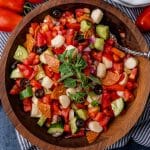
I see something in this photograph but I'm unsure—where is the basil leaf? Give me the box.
[64,78,76,88]
[59,63,74,76]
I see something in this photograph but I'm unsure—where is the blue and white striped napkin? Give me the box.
[0,0,150,149]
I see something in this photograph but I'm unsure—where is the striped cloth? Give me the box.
[0,0,150,149]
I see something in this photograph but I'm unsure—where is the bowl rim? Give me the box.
[0,0,150,149]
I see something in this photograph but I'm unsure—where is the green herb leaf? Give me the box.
[88,75,101,85]
[59,63,74,76]
[69,92,86,103]
[64,78,76,88]
[58,72,74,82]
[75,54,87,70]
[58,51,67,62]
[91,100,99,107]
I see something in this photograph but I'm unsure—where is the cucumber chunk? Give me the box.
[111,98,124,117]
[96,25,109,40]
[37,115,47,127]
[76,109,88,121]
[94,38,104,51]
[47,123,64,134]
[10,68,23,79]
[80,20,92,33]
[19,86,33,100]
[70,117,78,134]
[13,45,28,62]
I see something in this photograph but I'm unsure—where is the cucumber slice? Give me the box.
[10,68,23,79]
[35,65,46,80]
[37,115,47,127]
[76,109,88,121]
[94,38,104,51]
[80,20,92,33]
[70,117,78,134]
[19,86,33,100]
[47,123,64,134]
[111,98,124,117]
[13,45,28,62]
[96,25,109,40]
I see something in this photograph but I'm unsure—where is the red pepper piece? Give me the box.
[0,8,22,32]
[0,0,24,13]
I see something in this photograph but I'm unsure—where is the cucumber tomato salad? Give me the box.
[9,8,138,143]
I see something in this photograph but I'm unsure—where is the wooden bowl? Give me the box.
[0,0,150,149]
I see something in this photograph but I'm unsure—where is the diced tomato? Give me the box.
[51,101,61,115]
[105,39,115,46]
[36,32,47,47]
[10,84,20,95]
[104,45,112,54]
[43,65,54,78]
[30,79,42,89]
[65,29,75,45]
[18,64,33,79]
[23,52,39,65]
[29,23,39,36]
[23,98,32,112]
[45,31,52,45]
[61,108,70,123]
[41,94,51,104]
[123,90,134,102]
[102,71,121,86]
[52,46,65,54]
[129,68,138,80]
[104,84,125,91]
[94,112,110,127]
[111,91,119,101]
[103,108,114,117]
[64,124,71,132]
[75,9,84,17]
[113,63,123,74]
[94,112,105,122]
[101,92,111,109]
[92,51,102,62]
[60,17,67,26]
[126,81,137,90]
[66,23,80,31]
[103,53,113,61]
[52,73,60,81]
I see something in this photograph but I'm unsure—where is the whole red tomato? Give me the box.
[136,6,150,32]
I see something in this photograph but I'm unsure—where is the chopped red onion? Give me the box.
[89,35,96,43]
[83,47,91,52]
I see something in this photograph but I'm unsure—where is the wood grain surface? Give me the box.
[0,0,150,150]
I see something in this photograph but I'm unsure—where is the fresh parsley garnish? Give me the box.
[91,100,99,107]
[69,92,86,103]
[64,78,76,88]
